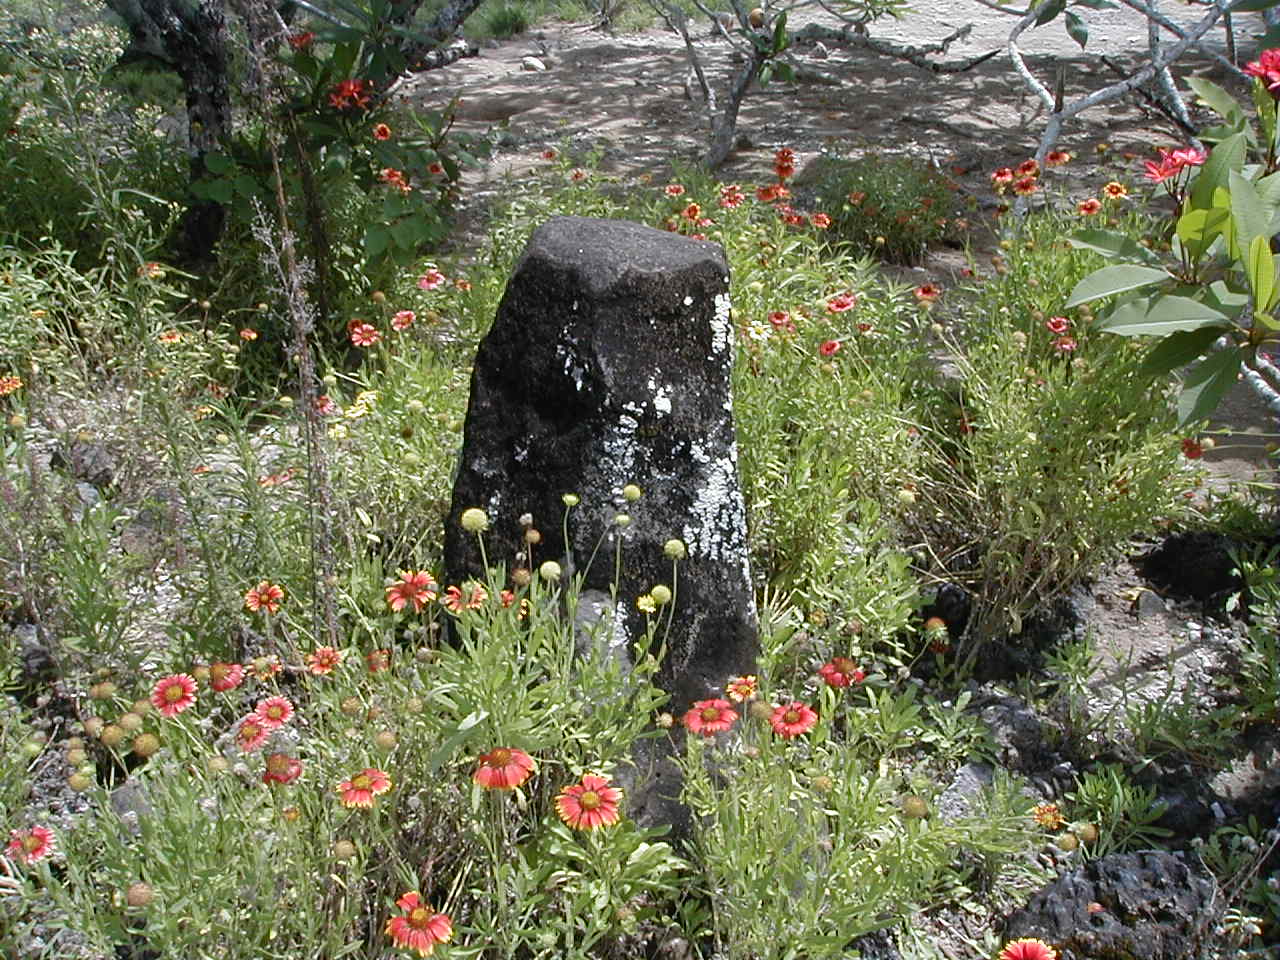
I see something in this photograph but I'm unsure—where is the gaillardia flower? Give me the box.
[6,826,54,866]
[337,768,392,808]
[473,747,535,790]
[386,892,452,956]
[998,938,1058,960]
[769,701,818,739]
[555,773,622,830]
[150,674,197,717]
[682,699,738,736]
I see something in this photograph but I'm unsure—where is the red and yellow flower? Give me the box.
[386,892,453,957]
[337,767,392,808]
[769,701,818,739]
[555,773,622,830]
[473,747,536,790]
[682,699,738,736]
[150,673,197,717]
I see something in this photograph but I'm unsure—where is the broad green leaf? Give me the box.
[1258,311,1280,331]
[364,224,390,260]
[1071,0,1118,7]
[1140,326,1230,376]
[1190,132,1247,211]
[1064,10,1087,48]
[1186,77,1243,126]
[1069,229,1164,266]
[1202,279,1251,315]
[1099,294,1229,336]
[1248,233,1277,311]
[1262,24,1280,48]
[1229,0,1279,11]
[1228,171,1270,259]
[1176,205,1230,261]
[1035,0,1067,25]
[1177,346,1245,426]
[1252,80,1279,155]
[204,153,235,175]
[1064,264,1170,308]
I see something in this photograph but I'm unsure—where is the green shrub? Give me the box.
[913,206,1189,644]
[794,153,967,265]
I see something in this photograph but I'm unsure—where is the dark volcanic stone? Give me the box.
[1137,532,1241,605]
[444,216,758,711]
[1003,850,1217,960]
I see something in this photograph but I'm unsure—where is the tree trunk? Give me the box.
[105,0,232,265]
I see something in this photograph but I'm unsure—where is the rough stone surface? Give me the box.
[1136,532,1243,607]
[444,216,759,710]
[937,761,994,823]
[1003,850,1218,960]
[979,695,1045,769]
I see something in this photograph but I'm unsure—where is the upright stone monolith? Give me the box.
[443,216,758,713]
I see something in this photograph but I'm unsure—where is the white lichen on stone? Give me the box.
[683,439,749,574]
[711,292,732,358]
[648,378,672,416]
[557,340,586,392]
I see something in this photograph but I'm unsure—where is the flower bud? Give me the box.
[68,772,93,792]
[539,560,562,581]
[334,840,357,861]
[132,733,160,757]
[562,493,579,507]
[126,882,155,908]
[374,730,397,752]
[614,514,631,527]
[650,584,672,606]
[622,484,642,502]
[664,538,686,560]
[118,713,143,732]
[459,507,489,533]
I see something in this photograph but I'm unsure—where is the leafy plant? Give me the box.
[795,154,965,265]
[1062,61,1280,426]
[1066,764,1172,857]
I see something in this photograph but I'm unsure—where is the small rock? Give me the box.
[1003,850,1217,960]
[1136,589,1166,617]
[937,762,994,822]
[521,56,546,71]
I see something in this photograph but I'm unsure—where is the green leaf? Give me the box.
[1140,326,1230,376]
[364,224,390,260]
[423,709,488,775]
[1071,0,1118,8]
[1064,10,1088,48]
[1260,24,1280,48]
[1190,132,1247,211]
[204,153,235,175]
[1177,347,1244,426]
[1228,171,1270,260]
[1248,233,1277,311]
[1069,229,1164,265]
[1035,0,1067,25]
[1229,0,1279,11]
[389,216,423,250]
[1186,77,1244,126]
[1176,205,1230,261]
[1099,294,1229,336]
[1064,264,1170,308]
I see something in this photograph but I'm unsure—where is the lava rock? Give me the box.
[51,437,117,490]
[1137,532,1242,606]
[979,695,1045,768]
[1003,850,1217,960]
[444,216,759,711]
